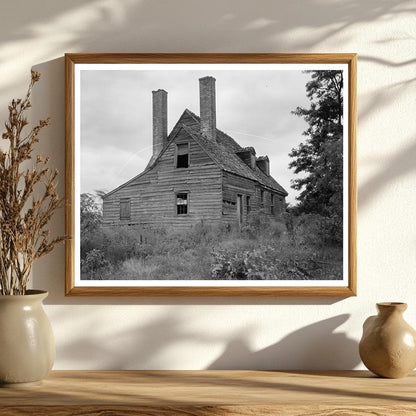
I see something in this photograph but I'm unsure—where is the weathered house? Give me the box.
[102,76,288,229]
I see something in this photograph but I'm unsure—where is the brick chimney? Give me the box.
[199,76,216,140]
[256,156,270,176]
[237,147,256,170]
[152,89,167,157]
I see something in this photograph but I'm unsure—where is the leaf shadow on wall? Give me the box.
[358,139,416,209]
[0,0,413,100]
[53,310,225,369]
[24,0,416,304]
[27,52,344,303]
[53,310,359,370]
[207,314,360,370]
[30,52,415,306]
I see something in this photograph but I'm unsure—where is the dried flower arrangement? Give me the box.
[0,71,64,295]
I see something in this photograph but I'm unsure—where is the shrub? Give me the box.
[210,249,247,280]
[210,234,341,281]
[81,249,109,279]
[241,212,286,241]
[292,213,342,248]
[211,244,284,280]
[82,225,155,263]
[80,215,343,281]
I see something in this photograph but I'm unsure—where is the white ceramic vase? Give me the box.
[0,290,55,387]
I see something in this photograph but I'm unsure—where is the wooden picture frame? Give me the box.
[65,53,356,296]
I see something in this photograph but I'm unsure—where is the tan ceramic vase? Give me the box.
[0,290,55,387]
[359,302,416,378]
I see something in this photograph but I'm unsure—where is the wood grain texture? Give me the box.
[348,54,358,296]
[65,53,357,64]
[102,130,223,227]
[65,285,356,297]
[65,54,76,296]
[2,405,416,416]
[64,53,357,297]
[0,370,414,416]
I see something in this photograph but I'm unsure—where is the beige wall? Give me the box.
[0,0,415,370]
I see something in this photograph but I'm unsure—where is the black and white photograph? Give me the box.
[66,55,356,295]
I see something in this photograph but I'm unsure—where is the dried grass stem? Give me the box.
[0,71,64,295]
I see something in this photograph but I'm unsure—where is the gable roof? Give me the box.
[165,109,288,195]
[105,109,288,198]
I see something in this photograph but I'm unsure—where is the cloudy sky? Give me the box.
[79,66,313,205]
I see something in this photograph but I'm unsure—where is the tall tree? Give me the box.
[289,70,343,219]
[80,193,102,235]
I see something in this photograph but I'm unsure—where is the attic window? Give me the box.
[120,198,131,220]
[176,143,189,168]
[176,193,188,215]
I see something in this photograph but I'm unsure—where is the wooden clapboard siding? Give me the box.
[102,115,287,229]
[170,109,200,138]
[258,186,286,219]
[221,171,256,224]
[103,130,222,228]
[221,171,286,223]
[275,193,286,215]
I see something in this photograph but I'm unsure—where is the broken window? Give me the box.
[246,195,251,215]
[176,143,189,168]
[120,198,131,220]
[222,199,236,206]
[260,190,264,207]
[176,193,188,215]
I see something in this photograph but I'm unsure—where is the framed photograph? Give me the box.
[65,53,356,296]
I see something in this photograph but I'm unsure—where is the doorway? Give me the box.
[237,194,243,225]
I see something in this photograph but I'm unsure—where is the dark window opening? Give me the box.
[176,193,188,215]
[223,199,236,206]
[120,198,131,220]
[271,194,274,215]
[176,143,189,168]
[237,194,243,225]
[246,196,251,215]
[260,190,264,207]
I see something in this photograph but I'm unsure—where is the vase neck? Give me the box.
[377,302,407,316]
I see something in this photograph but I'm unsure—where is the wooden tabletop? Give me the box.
[1,370,415,415]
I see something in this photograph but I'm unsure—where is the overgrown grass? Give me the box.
[81,213,343,281]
